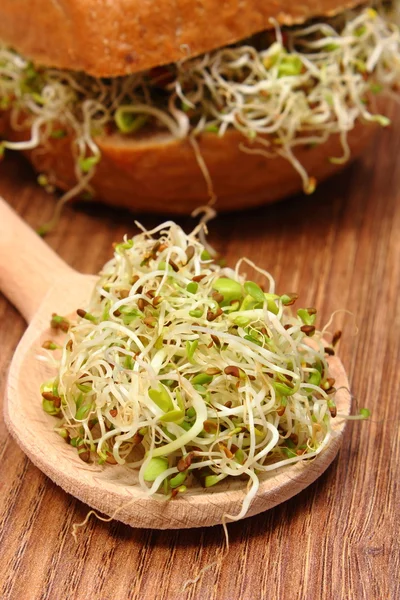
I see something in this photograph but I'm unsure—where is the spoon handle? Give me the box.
[0,197,75,323]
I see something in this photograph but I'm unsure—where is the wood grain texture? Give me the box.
[0,107,399,598]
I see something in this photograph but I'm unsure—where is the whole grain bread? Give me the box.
[0,0,362,77]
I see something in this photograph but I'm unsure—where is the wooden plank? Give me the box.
[0,115,399,599]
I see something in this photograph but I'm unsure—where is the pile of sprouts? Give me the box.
[40,218,366,517]
[0,6,400,200]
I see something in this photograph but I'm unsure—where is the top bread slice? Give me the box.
[0,0,362,76]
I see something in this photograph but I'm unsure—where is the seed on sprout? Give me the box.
[322,378,335,391]
[205,367,221,376]
[42,391,61,407]
[327,400,337,417]
[189,308,203,318]
[210,335,221,348]
[332,331,342,346]
[137,298,150,312]
[185,246,195,262]
[76,308,97,323]
[42,398,61,415]
[168,259,180,272]
[203,420,218,434]
[105,452,118,464]
[277,396,288,416]
[192,274,207,282]
[211,291,224,304]
[177,452,194,472]
[324,347,335,356]
[42,340,61,350]
[224,365,245,379]
[144,316,157,328]
[77,445,91,463]
[171,484,187,498]
[51,313,70,332]
[207,308,223,321]
[301,325,316,336]
[219,443,234,459]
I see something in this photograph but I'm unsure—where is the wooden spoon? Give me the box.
[0,197,351,529]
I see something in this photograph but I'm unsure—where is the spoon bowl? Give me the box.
[1,198,351,529]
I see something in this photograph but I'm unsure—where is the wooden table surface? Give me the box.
[0,114,399,600]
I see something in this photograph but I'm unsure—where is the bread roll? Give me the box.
[0,0,362,77]
[14,120,376,214]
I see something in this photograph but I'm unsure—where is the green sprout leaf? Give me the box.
[143,457,169,482]
[115,109,148,134]
[78,155,100,173]
[186,281,198,294]
[149,385,174,412]
[212,278,243,306]
[244,281,265,303]
[278,55,303,77]
[170,470,188,488]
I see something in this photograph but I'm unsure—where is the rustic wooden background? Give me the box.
[0,112,399,600]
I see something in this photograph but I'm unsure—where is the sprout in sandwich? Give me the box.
[1,6,400,204]
[40,218,367,517]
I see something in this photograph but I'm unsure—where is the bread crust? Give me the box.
[9,123,376,214]
[0,0,363,77]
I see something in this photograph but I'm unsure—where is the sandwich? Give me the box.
[0,0,399,215]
